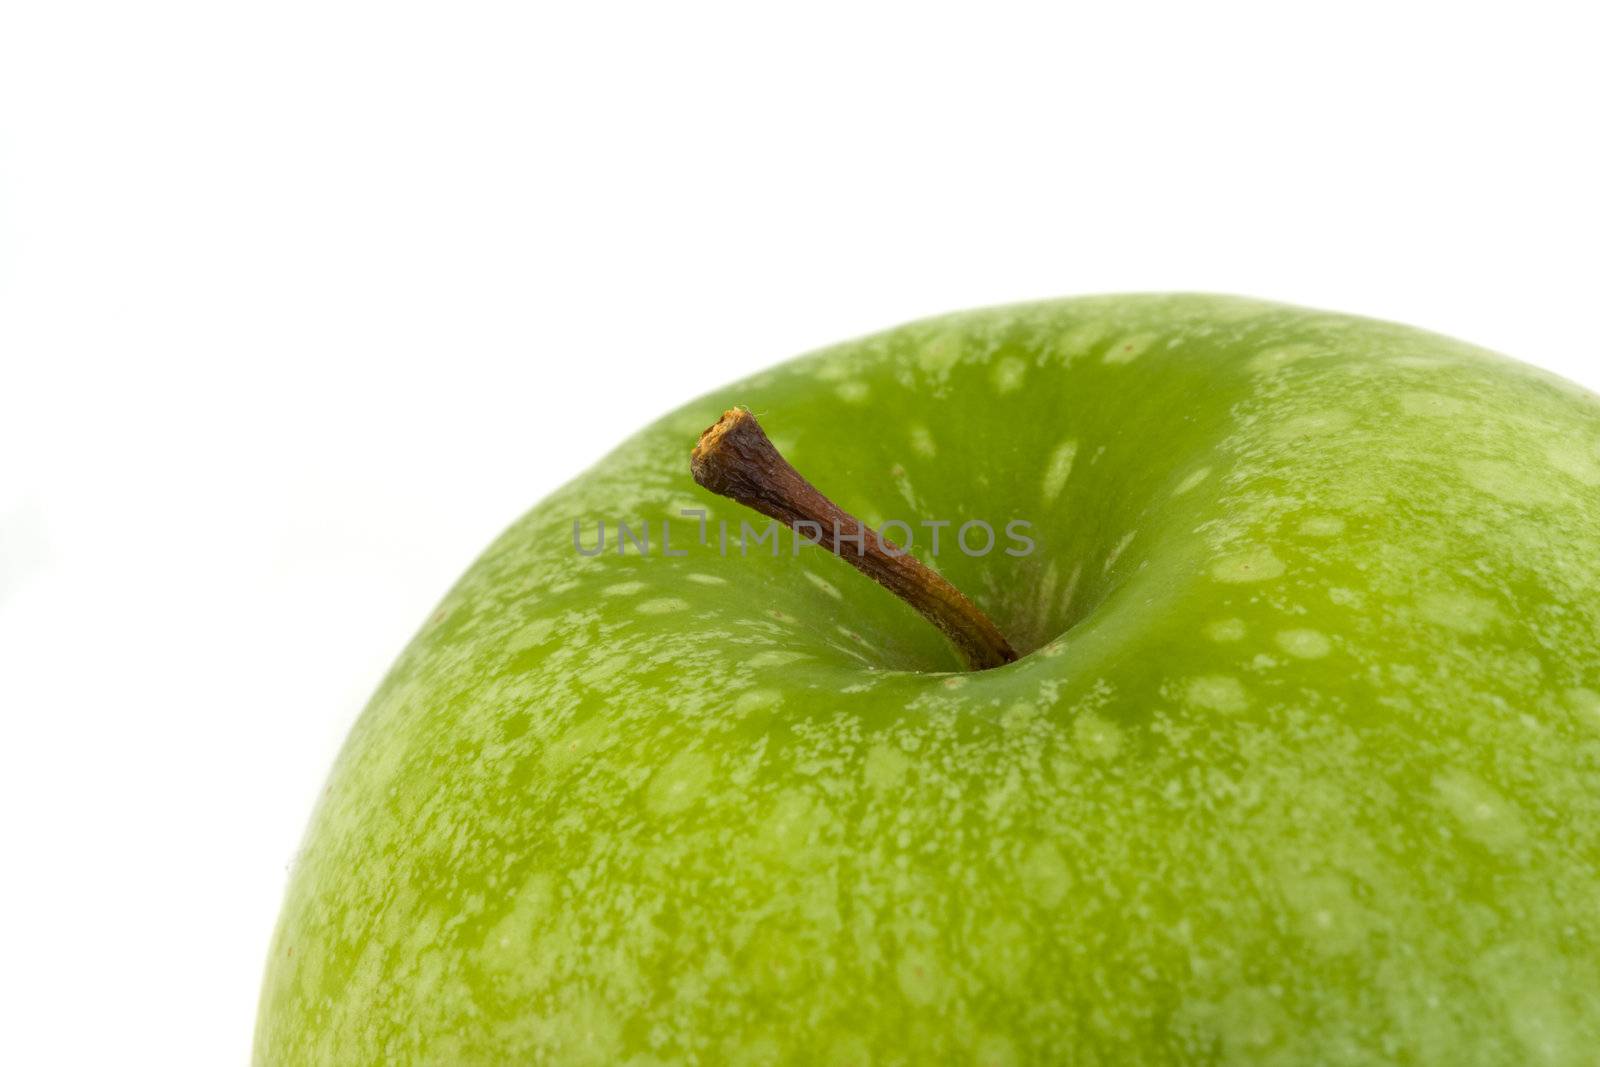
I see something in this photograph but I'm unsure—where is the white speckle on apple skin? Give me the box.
[1183,674,1250,714]
[1415,589,1502,635]
[1275,628,1331,659]
[647,749,715,815]
[1040,439,1078,504]
[1058,561,1082,619]
[745,649,809,669]
[1266,409,1358,442]
[1103,530,1137,572]
[1248,341,1331,374]
[991,356,1027,394]
[1072,711,1123,761]
[1432,769,1528,854]
[1171,465,1211,496]
[803,572,842,599]
[915,328,963,384]
[1459,458,1566,508]
[896,948,948,1006]
[1019,841,1072,907]
[1544,439,1600,485]
[733,688,783,715]
[634,597,689,614]
[1102,332,1156,365]
[835,380,870,404]
[1205,617,1247,643]
[1210,546,1285,584]
[1297,514,1345,537]
[1565,688,1600,734]
[1400,390,1471,418]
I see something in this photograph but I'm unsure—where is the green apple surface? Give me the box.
[256,295,1600,1065]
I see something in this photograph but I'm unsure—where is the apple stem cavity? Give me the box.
[690,407,1018,671]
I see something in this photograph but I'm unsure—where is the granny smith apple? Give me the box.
[256,295,1600,1065]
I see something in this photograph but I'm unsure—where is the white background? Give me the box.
[2,2,1597,1062]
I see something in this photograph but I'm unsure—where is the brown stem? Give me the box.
[690,407,1018,671]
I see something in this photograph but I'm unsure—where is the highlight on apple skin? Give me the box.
[255,294,1600,1066]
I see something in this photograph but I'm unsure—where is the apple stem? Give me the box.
[690,407,1018,671]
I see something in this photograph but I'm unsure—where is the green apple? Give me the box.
[256,295,1600,1065]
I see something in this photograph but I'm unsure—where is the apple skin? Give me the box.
[256,295,1600,1065]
